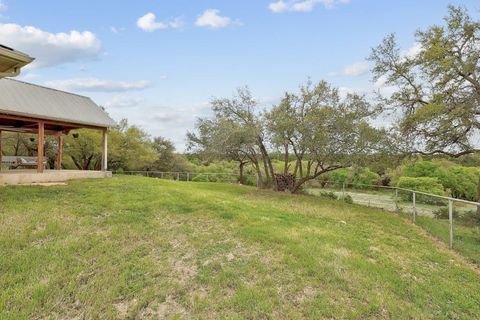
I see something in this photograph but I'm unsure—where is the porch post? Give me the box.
[101,129,108,171]
[37,121,45,173]
[0,130,2,172]
[56,133,63,170]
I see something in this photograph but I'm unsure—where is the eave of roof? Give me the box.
[0,45,34,76]
[0,78,116,128]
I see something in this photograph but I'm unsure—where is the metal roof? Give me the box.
[0,78,116,128]
[0,45,34,78]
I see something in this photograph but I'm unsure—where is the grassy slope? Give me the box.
[416,216,480,265]
[1,176,480,319]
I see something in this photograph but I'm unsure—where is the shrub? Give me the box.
[319,191,338,200]
[403,161,441,178]
[433,207,459,220]
[444,167,480,201]
[343,194,354,204]
[400,160,480,202]
[459,210,480,223]
[244,175,257,186]
[351,168,380,188]
[397,177,445,203]
[329,169,350,187]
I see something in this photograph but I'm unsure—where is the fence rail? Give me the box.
[114,170,256,184]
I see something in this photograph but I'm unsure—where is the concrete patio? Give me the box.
[0,170,112,185]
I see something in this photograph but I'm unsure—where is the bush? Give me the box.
[433,208,480,223]
[319,191,338,200]
[433,207,460,220]
[445,167,480,201]
[329,169,350,187]
[397,177,445,203]
[351,168,380,188]
[403,161,441,178]
[244,175,257,186]
[343,194,354,204]
[459,210,480,223]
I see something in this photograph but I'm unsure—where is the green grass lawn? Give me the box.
[416,216,480,265]
[1,176,480,319]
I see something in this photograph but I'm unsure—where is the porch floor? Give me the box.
[0,170,112,185]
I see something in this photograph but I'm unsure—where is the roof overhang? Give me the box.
[0,45,34,78]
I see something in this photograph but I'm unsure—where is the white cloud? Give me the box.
[327,61,370,77]
[17,72,40,81]
[402,42,422,59]
[343,61,369,77]
[269,1,289,12]
[110,26,126,34]
[269,0,350,13]
[338,86,364,98]
[373,75,388,89]
[196,9,232,29]
[373,75,397,98]
[45,78,152,92]
[105,95,145,109]
[136,13,183,32]
[0,23,101,68]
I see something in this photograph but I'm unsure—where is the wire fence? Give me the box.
[114,171,480,250]
[114,170,256,184]
[306,180,480,249]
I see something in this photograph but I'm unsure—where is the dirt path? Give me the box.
[307,188,436,217]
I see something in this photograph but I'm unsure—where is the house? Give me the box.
[0,44,116,185]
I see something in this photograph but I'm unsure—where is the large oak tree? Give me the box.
[369,5,480,210]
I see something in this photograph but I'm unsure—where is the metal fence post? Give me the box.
[449,200,453,249]
[187,173,190,181]
[412,192,416,223]
[176,172,180,181]
[161,172,164,179]
[395,188,399,211]
[342,182,346,201]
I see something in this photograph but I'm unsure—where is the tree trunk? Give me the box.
[253,161,264,188]
[291,166,343,193]
[262,156,270,182]
[292,176,310,193]
[239,161,245,185]
[14,134,20,156]
[257,138,276,190]
[71,156,82,170]
[283,144,289,174]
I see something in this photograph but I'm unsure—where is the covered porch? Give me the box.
[0,79,116,185]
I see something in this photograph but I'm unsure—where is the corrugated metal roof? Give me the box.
[0,78,116,128]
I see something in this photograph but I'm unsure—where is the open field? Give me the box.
[2,176,480,319]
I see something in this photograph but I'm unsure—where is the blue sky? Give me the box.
[0,0,478,150]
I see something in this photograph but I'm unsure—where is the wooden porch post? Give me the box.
[37,121,45,173]
[0,130,2,172]
[101,129,108,171]
[56,133,63,170]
